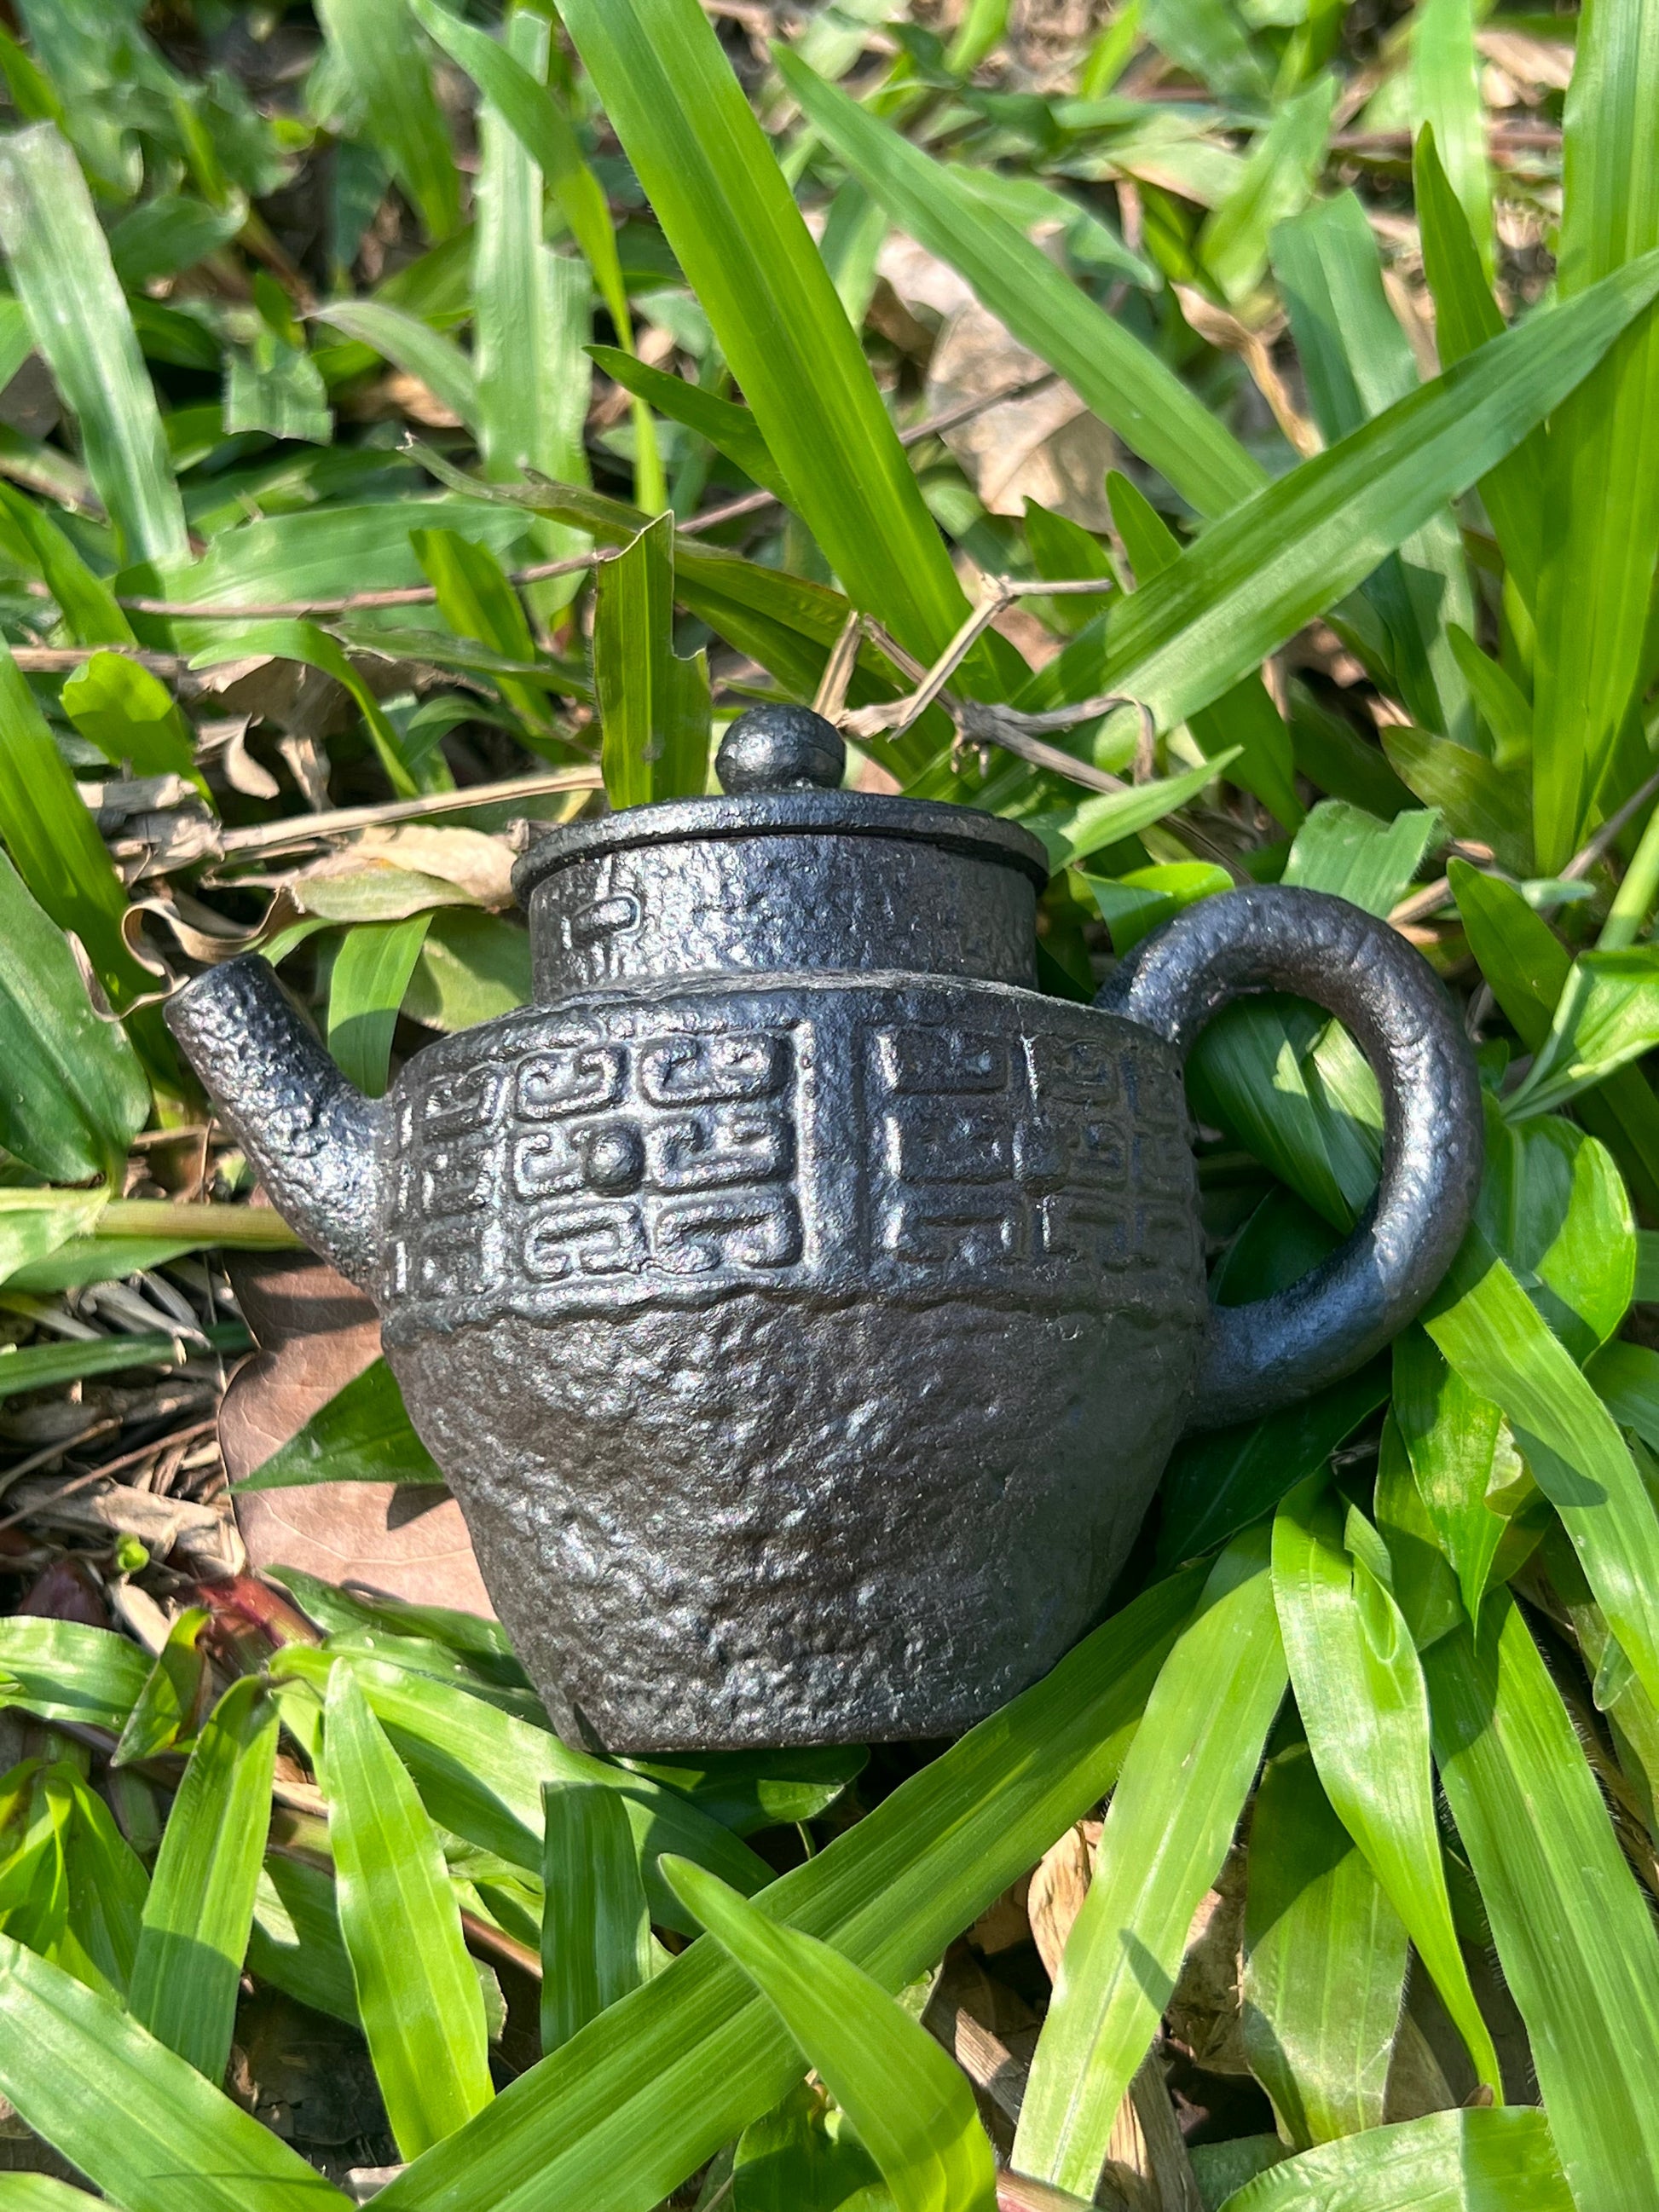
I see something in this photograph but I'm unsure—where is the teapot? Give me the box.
[167,706,1482,1752]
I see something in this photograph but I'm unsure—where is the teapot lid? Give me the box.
[510,703,1049,905]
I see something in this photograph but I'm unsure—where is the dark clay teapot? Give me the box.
[167,707,1482,1753]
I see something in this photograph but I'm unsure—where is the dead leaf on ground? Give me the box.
[223,1254,493,1618]
[925,301,1114,528]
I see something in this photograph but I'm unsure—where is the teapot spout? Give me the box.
[165,956,383,1286]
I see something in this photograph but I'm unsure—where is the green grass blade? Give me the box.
[61,653,201,789]
[1280,799,1439,915]
[0,644,159,1036]
[1413,128,1540,603]
[1427,1228,1659,1716]
[327,913,437,1099]
[1382,725,1532,871]
[1217,2108,1569,2211]
[0,852,147,1185]
[315,0,459,241]
[0,1932,353,2211]
[664,1858,997,2212]
[1156,1363,1390,1568]
[1271,1480,1501,2096]
[250,1855,360,2028]
[1424,1591,1659,2209]
[1412,0,1493,278]
[471,9,593,589]
[61,1770,148,1998]
[1200,74,1335,307]
[777,49,1264,521]
[233,1356,441,1491]
[557,0,975,702]
[1054,252,1659,754]
[540,1780,653,2054]
[0,1618,150,1733]
[1241,1738,1407,2146]
[0,2182,108,2208]
[587,346,791,505]
[1029,754,1238,874]
[314,300,480,432]
[0,1323,249,1406]
[1107,472,1301,824]
[407,1,628,340]
[1529,0,1659,867]
[114,1608,211,1769]
[1014,1530,1285,2196]
[595,515,710,806]
[128,1678,280,2082]
[1391,1331,1507,1626]
[367,1570,1200,2212]
[271,1646,774,1928]
[1450,858,1659,1213]
[0,125,187,566]
[1271,188,1474,742]
[323,1663,493,2157]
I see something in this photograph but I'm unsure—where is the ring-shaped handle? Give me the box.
[1096,884,1483,1432]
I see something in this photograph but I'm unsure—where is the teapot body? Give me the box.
[166,708,1483,1753]
[374,969,1207,1750]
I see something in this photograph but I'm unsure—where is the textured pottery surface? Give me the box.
[167,707,1483,1752]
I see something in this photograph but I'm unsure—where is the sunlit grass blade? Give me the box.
[322,1663,493,2157]
[232,1356,442,1492]
[1450,858,1659,1214]
[1217,2108,1570,2210]
[314,300,480,432]
[250,1855,360,2027]
[555,0,980,713]
[1529,0,1659,867]
[270,1645,774,1928]
[1422,1591,1659,2210]
[1061,251,1659,755]
[540,1780,653,2054]
[1426,1227,1659,1716]
[0,2182,109,2208]
[327,914,436,1099]
[469,8,595,609]
[777,48,1264,522]
[0,1931,354,2211]
[114,1606,211,1769]
[595,515,710,806]
[1390,1330,1507,1626]
[128,1677,280,2082]
[315,0,459,241]
[664,1857,997,2212]
[367,1570,1200,2212]
[0,1619,149,1736]
[1241,1737,1407,2146]
[0,852,147,1187]
[587,346,792,505]
[1271,188,1473,742]
[1411,0,1493,278]
[1414,129,1540,604]
[0,125,187,566]
[1271,1477,1501,2096]
[1199,74,1335,307]
[1014,1529,1285,2197]
[1107,471,1301,825]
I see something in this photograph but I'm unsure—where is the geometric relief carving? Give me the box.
[869,1021,1149,1279]
[391,1023,803,1300]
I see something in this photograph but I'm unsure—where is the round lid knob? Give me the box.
[715,704,846,795]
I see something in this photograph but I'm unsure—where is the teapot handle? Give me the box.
[1096,884,1483,1433]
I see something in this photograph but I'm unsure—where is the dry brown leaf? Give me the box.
[1028,1818,1099,1980]
[222,1254,493,1618]
[925,301,1113,528]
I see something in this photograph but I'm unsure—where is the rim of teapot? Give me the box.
[509,702,1049,907]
